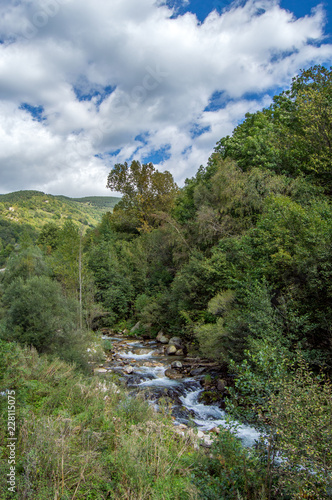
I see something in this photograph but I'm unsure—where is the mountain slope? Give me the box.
[0,190,120,230]
[0,191,120,265]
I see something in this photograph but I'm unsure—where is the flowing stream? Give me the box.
[101,335,260,447]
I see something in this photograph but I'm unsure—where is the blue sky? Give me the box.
[0,0,331,197]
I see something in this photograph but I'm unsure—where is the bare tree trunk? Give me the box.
[78,227,83,331]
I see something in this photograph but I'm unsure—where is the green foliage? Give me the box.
[87,240,135,325]
[194,290,235,361]
[1,246,50,285]
[192,422,266,499]
[0,218,37,266]
[0,343,199,499]
[269,359,332,497]
[225,349,332,498]
[1,275,84,359]
[216,65,332,191]
[0,190,120,244]
[107,160,179,232]
[171,248,229,320]
[36,222,60,252]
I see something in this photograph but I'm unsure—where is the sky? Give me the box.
[0,0,331,197]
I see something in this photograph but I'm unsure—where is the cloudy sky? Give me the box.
[0,0,331,197]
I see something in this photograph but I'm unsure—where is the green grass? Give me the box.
[0,341,200,499]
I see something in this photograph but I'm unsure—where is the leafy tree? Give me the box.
[87,240,135,325]
[51,220,80,294]
[1,246,50,286]
[1,275,78,354]
[106,160,179,232]
[291,66,332,189]
[215,65,332,190]
[37,222,61,252]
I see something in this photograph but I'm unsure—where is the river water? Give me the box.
[101,335,260,447]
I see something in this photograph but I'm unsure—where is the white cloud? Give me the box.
[0,0,331,196]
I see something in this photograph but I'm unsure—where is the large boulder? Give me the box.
[168,337,183,349]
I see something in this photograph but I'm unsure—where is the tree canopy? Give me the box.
[106,160,179,232]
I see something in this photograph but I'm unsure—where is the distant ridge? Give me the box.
[0,190,120,232]
[0,190,120,210]
[56,195,120,211]
[0,190,121,266]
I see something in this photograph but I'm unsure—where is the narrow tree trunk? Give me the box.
[78,227,83,331]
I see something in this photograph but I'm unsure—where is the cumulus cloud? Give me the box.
[0,0,331,196]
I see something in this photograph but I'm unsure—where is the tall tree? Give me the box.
[106,160,179,232]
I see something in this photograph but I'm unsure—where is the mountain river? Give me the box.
[99,334,260,447]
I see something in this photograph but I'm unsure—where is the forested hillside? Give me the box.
[87,66,332,373]
[0,191,119,265]
[0,66,331,499]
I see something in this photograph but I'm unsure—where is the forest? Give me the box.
[0,66,331,499]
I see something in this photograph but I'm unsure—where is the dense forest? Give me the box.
[0,66,331,499]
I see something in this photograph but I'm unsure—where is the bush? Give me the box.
[192,422,266,499]
[1,275,95,369]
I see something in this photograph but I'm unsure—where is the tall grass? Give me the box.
[0,341,199,499]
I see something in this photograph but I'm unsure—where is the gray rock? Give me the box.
[166,344,177,355]
[217,379,226,392]
[124,366,134,374]
[165,368,184,380]
[153,348,164,356]
[171,361,183,369]
[175,349,184,356]
[130,322,141,332]
[156,330,170,344]
[190,367,206,376]
[168,337,183,349]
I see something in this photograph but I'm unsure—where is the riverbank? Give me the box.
[92,332,261,447]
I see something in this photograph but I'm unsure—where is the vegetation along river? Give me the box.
[96,333,260,447]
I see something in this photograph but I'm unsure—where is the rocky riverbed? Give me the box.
[94,332,260,447]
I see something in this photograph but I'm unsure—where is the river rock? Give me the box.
[166,344,177,355]
[130,322,141,333]
[124,365,134,374]
[126,375,145,387]
[94,367,108,373]
[190,367,206,376]
[217,379,226,392]
[168,337,183,349]
[165,368,184,380]
[201,435,214,447]
[171,361,183,369]
[156,330,169,344]
[177,423,188,430]
[175,349,184,356]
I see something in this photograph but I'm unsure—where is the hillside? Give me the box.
[0,190,120,265]
[0,190,120,229]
